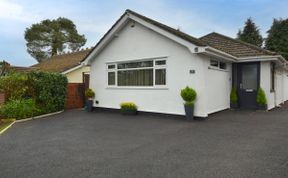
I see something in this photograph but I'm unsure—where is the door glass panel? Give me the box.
[242,64,257,90]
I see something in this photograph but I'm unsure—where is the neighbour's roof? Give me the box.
[32,48,92,73]
[10,66,37,73]
[200,32,276,58]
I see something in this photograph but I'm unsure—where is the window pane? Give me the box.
[108,72,115,85]
[242,64,257,90]
[210,60,218,67]
[118,61,153,69]
[155,69,166,85]
[108,64,115,69]
[219,62,227,69]
[155,60,166,65]
[118,69,153,86]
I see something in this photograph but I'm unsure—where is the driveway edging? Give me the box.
[0,121,15,135]
[15,110,64,123]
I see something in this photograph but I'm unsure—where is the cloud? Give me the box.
[0,0,36,22]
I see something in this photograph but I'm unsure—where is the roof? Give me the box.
[10,66,37,73]
[32,48,92,73]
[126,10,207,47]
[200,32,276,58]
[81,9,207,63]
[83,10,280,64]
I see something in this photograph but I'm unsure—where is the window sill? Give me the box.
[106,86,169,90]
[208,66,228,72]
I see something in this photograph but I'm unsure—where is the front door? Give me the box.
[237,62,260,109]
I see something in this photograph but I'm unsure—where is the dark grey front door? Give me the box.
[237,62,260,109]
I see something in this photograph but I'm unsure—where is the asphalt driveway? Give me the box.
[1,106,288,178]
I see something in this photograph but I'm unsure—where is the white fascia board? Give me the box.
[200,47,237,62]
[236,56,280,63]
[83,15,130,65]
[128,14,204,54]
[61,64,82,74]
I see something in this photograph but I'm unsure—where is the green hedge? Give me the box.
[27,72,68,113]
[0,71,67,119]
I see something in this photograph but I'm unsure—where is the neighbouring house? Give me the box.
[0,60,36,75]
[32,48,91,85]
[32,48,92,109]
[82,9,288,117]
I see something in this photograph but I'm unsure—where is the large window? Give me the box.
[107,59,167,87]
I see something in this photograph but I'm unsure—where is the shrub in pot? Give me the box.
[180,86,197,120]
[120,102,137,115]
[230,87,238,109]
[257,87,267,110]
[85,88,95,112]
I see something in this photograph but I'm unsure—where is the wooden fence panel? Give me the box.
[65,83,85,109]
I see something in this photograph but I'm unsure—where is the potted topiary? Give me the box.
[230,87,238,109]
[120,102,137,115]
[85,88,95,112]
[257,87,267,110]
[180,86,197,120]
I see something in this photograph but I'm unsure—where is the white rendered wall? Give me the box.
[89,21,222,117]
[205,61,232,114]
[65,66,90,83]
[275,69,285,105]
[284,71,288,101]
[260,61,275,110]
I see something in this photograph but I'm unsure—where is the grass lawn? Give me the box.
[0,121,14,133]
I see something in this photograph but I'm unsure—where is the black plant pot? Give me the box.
[230,102,238,109]
[121,109,137,115]
[258,104,267,110]
[86,100,93,112]
[184,105,194,120]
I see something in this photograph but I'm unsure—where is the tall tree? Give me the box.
[25,17,86,62]
[0,61,10,76]
[237,18,263,47]
[265,18,288,60]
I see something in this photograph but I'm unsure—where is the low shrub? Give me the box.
[120,102,137,111]
[230,87,238,103]
[0,72,28,101]
[180,86,197,106]
[85,88,95,98]
[0,98,40,120]
[257,87,267,105]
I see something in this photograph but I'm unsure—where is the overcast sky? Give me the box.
[0,0,288,66]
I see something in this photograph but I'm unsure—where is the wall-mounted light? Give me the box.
[130,21,135,28]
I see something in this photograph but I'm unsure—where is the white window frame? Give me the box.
[209,58,228,71]
[106,58,167,89]
[107,64,117,86]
